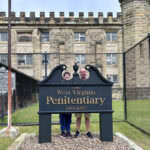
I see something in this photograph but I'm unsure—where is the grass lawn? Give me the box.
[0,100,150,150]
[127,100,150,133]
[0,100,124,124]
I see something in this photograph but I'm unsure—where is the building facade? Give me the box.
[0,0,150,99]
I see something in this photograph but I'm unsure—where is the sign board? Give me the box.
[39,64,113,143]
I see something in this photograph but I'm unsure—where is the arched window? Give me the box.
[17,32,32,42]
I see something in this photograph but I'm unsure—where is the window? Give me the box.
[17,54,32,65]
[17,32,32,42]
[42,53,50,64]
[74,32,86,42]
[106,54,117,65]
[0,55,8,65]
[106,32,117,41]
[75,54,86,64]
[0,32,8,41]
[40,32,49,42]
[107,75,118,83]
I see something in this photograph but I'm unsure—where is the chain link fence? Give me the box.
[0,60,39,123]
[0,52,124,98]
[0,90,16,119]
[124,34,150,136]
[1,38,150,135]
[0,52,124,125]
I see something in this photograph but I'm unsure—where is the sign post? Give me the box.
[39,63,113,143]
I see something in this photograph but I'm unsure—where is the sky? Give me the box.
[0,0,121,17]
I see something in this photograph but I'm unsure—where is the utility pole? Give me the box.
[8,0,12,129]
[0,0,18,137]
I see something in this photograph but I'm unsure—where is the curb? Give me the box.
[115,132,143,150]
[7,133,28,150]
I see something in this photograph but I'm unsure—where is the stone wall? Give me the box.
[125,36,150,100]
[126,87,150,100]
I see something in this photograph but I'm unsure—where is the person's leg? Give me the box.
[65,114,72,133]
[76,114,82,131]
[74,113,82,138]
[85,113,93,138]
[65,114,72,138]
[84,113,90,132]
[59,114,66,136]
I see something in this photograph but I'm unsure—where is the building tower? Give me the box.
[119,0,150,51]
[120,0,150,100]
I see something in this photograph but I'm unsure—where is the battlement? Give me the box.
[0,12,122,24]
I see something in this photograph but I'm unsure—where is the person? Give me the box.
[59,72,72,138]
[74,68,93,138]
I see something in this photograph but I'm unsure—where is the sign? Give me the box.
[39,63,113,143]
[40,86,111,113]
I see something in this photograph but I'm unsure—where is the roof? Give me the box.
[0,62,39,82]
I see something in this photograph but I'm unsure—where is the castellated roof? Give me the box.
[0,12,122,25]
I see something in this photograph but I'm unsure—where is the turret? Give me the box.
[119,0,150,51]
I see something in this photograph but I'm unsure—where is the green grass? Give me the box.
[0,133,15,150]
[0,103,39,124]
[113,122,150,150]
[0,100,124,124]
[127,100,150,133]
[0,100,150,150]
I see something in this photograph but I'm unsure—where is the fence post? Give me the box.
[13,90,16,112]
[148,33,150,54]
[123,53,127,121]
[1,94,5,122]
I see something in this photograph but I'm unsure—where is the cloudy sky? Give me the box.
[0,0,121,17]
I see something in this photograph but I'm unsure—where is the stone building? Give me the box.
[0,0,150,99]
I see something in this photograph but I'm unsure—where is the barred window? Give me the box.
[107,75,118,83]
[75,54,86,64]
[17,32,32,42]
[0,55,8,65]
[17,54,32,65]
[42,54,50,64]
[40,32,49,42]
[74,32,86,42]
[0,32,8,41]
[106,32,117,41]
[106,54,117,65]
